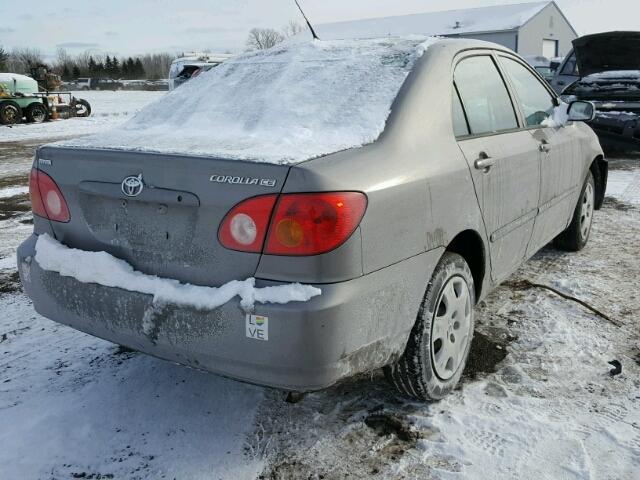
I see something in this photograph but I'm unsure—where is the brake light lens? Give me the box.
[218,195,278,252]
[29,168,70,223]
[265,192,367,256]
[219,192,367,256]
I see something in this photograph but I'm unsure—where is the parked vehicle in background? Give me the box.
[560,31,640,151]
[18,38,606,402]
[550,50,579,93]
[169,53,234,90]
[75,78,124,91]
[0,73,91,125]
[523,55,554,82]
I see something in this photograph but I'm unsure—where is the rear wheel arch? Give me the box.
[444,229,486,302]
[589,155,607,210]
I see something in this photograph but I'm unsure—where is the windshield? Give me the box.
[62,38,436,164]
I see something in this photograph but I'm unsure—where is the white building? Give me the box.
[313,1,578,58]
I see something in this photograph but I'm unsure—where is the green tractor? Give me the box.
[0,71,91,126]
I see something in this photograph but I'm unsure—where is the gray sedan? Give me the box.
[18,38,606,401]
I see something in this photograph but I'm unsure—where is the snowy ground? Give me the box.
[0,91,164,143]
[0,121,638,478]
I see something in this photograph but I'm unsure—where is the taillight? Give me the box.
[265,192,367,256]
[219,192,367,256]
[29,168,70,223]
[218,195,278,252]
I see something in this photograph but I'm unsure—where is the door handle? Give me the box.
[539,140,551,153]
[474,152,495,172]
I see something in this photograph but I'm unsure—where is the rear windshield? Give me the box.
[59,38,435,164]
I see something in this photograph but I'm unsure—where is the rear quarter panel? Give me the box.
[260,43,489,294]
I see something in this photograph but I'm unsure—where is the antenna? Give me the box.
[294,0,319,40]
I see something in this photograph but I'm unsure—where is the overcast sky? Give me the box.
[0,0,637,58]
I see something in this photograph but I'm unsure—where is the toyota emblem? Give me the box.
[121,174,144,197]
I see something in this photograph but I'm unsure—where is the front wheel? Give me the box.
[384,252,475,401]
[554,171,595,252]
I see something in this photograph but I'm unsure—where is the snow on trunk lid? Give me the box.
[55,37,437,164]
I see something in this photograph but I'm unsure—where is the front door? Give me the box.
[453,54,541,282]
[495,54,581,255]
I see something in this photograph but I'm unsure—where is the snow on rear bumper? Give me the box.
[17,234,441,391]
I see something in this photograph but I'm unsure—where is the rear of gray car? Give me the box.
[18,38,605,400]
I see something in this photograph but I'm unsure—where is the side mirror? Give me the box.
[567,101,596,122]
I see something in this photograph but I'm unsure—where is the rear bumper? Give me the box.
[17,234,441,391]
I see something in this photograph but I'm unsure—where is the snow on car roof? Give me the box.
[56,37,438,164]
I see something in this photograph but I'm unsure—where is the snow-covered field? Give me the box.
[0,107,639,478]
[0,91,164,143]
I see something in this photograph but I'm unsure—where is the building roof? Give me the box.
[313,1,554,40]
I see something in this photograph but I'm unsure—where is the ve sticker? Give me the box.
[246,314,269,341]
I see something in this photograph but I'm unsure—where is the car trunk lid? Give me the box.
[36,145,289,287]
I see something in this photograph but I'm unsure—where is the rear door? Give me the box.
[453,53,541,282]
[496,54,581,255]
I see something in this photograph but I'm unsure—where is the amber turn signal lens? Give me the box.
[275,219,304,247]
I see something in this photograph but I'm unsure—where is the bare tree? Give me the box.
[246,28,285,50]
[139,53,175,79]
[283,20,305,38]
[7,47,44,73]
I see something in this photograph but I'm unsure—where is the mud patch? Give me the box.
[464,331,510,380]
[364,412,420,442]
[603,196,635,211]
[0,270,21,294]
[0,193,31,221]
[259,460,316,480]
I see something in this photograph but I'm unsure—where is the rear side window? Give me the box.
[454,56,518,135]
[499,56,556,127]
[452,88,469,137]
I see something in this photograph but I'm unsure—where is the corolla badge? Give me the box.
[121,174,144,197]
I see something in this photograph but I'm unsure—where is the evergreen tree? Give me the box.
[88,56,97,76]
[72,65,81,78]
[0,46,8,72]
[62,65,71,80]
[126,57,136,79]
[134,58,145,78]
[111,57,120,78]
[105,55,113,77]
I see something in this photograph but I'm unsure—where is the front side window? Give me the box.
[499,56,556,127]
[454,56,518,135]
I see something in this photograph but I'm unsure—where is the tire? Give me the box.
[73,99,91,117]
[25,102,48,123]
[384,252,475,401]
[0,100,23,125]
[554,171,595,252]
